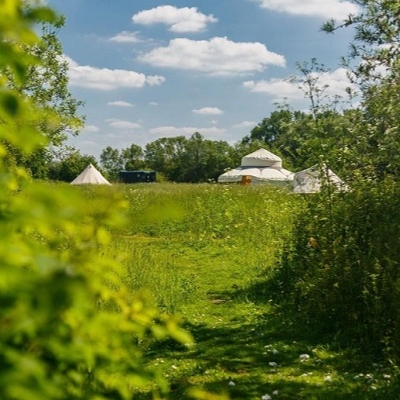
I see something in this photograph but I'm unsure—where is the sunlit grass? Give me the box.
[73,182,399,399]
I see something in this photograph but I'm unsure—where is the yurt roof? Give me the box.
[241,148,282,168]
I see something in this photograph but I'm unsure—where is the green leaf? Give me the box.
[0,92,19,116]
[25,7,57,24]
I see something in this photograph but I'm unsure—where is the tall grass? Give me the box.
[85,183,302,313]
[268,177,400,360]
[121,183,299,241]
[55,182,400,398]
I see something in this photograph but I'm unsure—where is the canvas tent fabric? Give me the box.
[70,164,111,185]
[218,148,293,184]
[292,164,343,194]
[240,148,282,167]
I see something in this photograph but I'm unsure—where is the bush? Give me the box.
[0,3,191,399]
[270,177,400,359]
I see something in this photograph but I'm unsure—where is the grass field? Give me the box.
[80,183,397,399]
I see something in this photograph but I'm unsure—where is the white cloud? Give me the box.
[132,5,217,33]
[145,75,166,86]
[254,0,359,20]
[231,120,257,129]
[149,126,226,138]
[107,118,142,130]
[109,31,142,43]
[317,68,357,94]
[243,79,302,98]
[64,56,165,90]
[82,124,100,133]
[243,68,355,100]
[138,37,285,76]
[149,101,159,106]
[192,107,223,115]
[107,101,135,107]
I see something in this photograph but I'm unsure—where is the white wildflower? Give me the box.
[269,361,278,368]
[261,394,271,400]
[300,353,310,361]
[383,374,391,380]
[228,381,235,386]
[272,349,279,355]
[273,390,279,395]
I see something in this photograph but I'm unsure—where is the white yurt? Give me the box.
[218,148,293,185]
[292,164,344,194]
[70,164,111,185]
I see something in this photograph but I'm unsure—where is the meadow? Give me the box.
[76,182,398,399]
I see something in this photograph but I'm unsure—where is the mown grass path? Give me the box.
[134,239,391,400]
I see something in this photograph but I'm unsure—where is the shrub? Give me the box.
[0,2,191,399]
[270,175,400,359]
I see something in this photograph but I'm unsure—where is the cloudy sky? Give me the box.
[48,0,359,159]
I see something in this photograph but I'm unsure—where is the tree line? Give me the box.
[33,106,375,184]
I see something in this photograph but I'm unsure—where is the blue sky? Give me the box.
[47,0,359,159]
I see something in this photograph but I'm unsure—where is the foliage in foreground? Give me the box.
[0,2,192,399]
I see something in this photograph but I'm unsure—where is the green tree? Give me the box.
[121,143,145,170]
[205,138,237,181]
[322,0,400,85]
[100,146,123,180]
[179,132,236,182]
[48,149,98,182]
[144,136,187,180]
[243,109,294,145]
[144,134,236,182]
[1,7,84,178]
[258,60,357,174]
[322,0,400,179]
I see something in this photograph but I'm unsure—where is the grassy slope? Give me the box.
[99,183,396,399]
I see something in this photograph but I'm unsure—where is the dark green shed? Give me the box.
[119,170,156,183]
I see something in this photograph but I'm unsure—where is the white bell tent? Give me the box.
[292,164,344,194]
[70,164,111,185]
[218,148,293,184]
